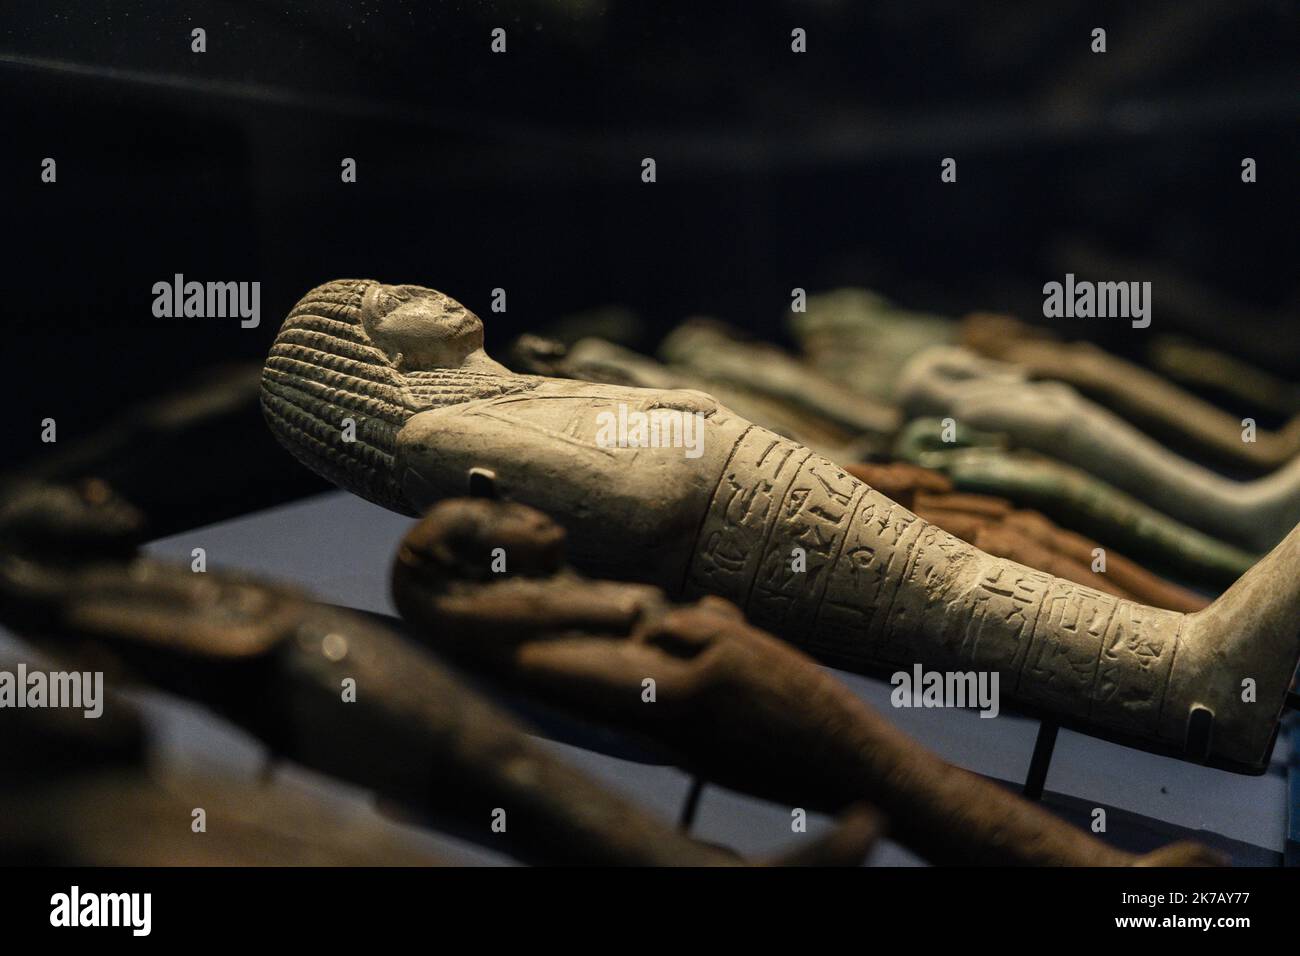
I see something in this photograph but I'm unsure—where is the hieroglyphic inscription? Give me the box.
[1092,600,1181,733]
[874,522,983,668]
[688,433,1183,738]
[746,455,869,639]
[1019,580,1117,717]
[685,427,812,608]
[807,489,921,654]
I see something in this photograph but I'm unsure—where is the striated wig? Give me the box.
[261,279,529,514]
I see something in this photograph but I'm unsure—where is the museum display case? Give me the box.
[1,0,1295,939]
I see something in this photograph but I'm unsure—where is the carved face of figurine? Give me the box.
[361,283,485,371]
[398,499,568,582]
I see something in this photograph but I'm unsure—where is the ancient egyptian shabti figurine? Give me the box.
[895,347,1300,553]
[0,673,459,865]
[0,481,872,867]
[0,648,473,866]
[960,313,1300,474]
[892,419,1258,590]
[657,318,900,439]
[1149,335,1300,421]
[262,280,1300,772]
[392,498,1220,867]
[786,288,956,401]
[843,463,1208,613]
[0,770,466,866]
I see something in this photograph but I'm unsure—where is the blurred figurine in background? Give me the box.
[0,649,465,865]
[843,462,1208,613]
[960,313,1300,474]
[657,318,899,440]
[896,346,1300,552]
[1148,335,1300,422]
[893,419,1259,590]
[788,288,956,401]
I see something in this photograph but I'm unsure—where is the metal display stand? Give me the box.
[1288,715,1300,868]
[679,777,706,830]
[1023,722,1060,802]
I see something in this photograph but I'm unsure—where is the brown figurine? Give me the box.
[1148,335,1300,421]
[2,768,469,866]
[960,313,1300,474]
[391,497,1222,867]
[0,648,464,866]
[0,481,875,867]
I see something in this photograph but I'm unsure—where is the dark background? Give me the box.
[2,0,1297,529]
